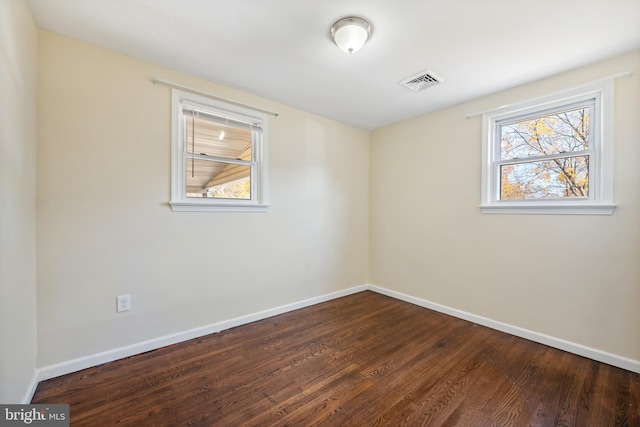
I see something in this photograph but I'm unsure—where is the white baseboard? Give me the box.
[369,285,640,374]
[22,370,40,404]
[34,282,639,389]
[36,285,369,383]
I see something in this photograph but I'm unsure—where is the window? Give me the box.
[170,89,268,212]
[480,80,615,215]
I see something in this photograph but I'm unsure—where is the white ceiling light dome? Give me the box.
[330,17,372,54]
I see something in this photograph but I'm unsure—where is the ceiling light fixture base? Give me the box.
[330,17,372,54]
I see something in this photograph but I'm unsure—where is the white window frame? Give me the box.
[170,89,269,212]
[480,80,615,215]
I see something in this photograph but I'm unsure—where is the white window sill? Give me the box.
[170,201,269,212]
[480,203,616,215]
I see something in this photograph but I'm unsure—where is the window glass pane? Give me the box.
[500,156,589,200]
[186,159,251,199]
[185,116,252,161]
[500,106,590,160]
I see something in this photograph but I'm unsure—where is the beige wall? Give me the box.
[0,0,38,402]
[23,18,640,383]
[370,51,640,362]
[36,31,370,366]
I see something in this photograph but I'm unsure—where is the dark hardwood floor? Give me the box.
[32,291,639,426]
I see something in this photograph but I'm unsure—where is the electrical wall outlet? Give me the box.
[116,294,131,312]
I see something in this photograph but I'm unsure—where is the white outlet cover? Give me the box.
[116,294,131,312]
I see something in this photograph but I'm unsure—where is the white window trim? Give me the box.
[170,89,269,212]
[480,80,615,215]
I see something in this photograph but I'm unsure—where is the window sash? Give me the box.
[494,100,594,163]
[492,155,595,203]
[499,155,590,201]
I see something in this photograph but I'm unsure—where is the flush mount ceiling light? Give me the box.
[330,17,372,54]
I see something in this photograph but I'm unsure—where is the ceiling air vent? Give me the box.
[400,70,443,92]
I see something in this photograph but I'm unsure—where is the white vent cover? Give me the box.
[400,70,443,92]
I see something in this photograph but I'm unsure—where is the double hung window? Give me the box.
[480,80,614,215]
[170,90,268,211]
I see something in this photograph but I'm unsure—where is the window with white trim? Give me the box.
[170,89,268,212]
[480,80,615,215]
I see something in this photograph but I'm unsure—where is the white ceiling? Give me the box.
[26,0,640,130]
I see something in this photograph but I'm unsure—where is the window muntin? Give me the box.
[480,80,614,215]
[170,90,268,211]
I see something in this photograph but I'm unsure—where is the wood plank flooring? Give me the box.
[32,291,640,426]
